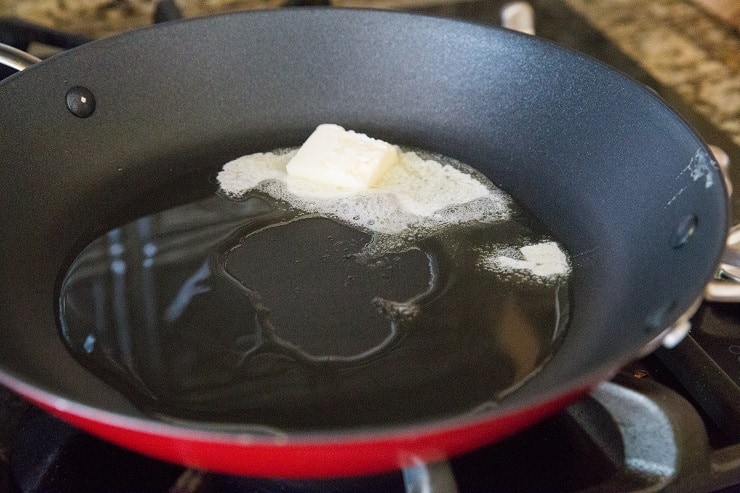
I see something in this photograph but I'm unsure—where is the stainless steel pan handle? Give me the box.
[704,145,740,302]
[0,43,41,71]
[705,232,740,302]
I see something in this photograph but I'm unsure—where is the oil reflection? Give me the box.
[59,195,277,401]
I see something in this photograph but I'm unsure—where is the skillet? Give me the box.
[0,7,733,477]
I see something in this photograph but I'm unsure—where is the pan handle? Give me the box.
[0,42,41,71]
[705,235,740,302]
[704,145,740,303]
[705,220,740,305]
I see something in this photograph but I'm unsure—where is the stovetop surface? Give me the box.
[0,1,738,492]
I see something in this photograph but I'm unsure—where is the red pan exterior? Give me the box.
[31,388,587,477]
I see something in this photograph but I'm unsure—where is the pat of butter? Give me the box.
[286,124,399,189]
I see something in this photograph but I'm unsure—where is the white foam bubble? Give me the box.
[478,241,571,280]
[217,148,511,236]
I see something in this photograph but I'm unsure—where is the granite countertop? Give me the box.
[1,0,738,147]
[564,0,739,147]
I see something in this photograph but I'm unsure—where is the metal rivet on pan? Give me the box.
[66,86,96,118]
[671,214,697,249]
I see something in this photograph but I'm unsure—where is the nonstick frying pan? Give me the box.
[0,7,735,478]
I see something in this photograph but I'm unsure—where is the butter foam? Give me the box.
[217,149,510,235]
[478,241,571,280]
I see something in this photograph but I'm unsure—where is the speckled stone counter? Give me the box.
[0,0,282,37]
[564,0,739,146]
[1,0,738,145]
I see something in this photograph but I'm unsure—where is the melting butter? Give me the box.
[285,124,399,189]
[218,146,509,235]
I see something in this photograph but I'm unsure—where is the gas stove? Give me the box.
[0,1,738,492]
